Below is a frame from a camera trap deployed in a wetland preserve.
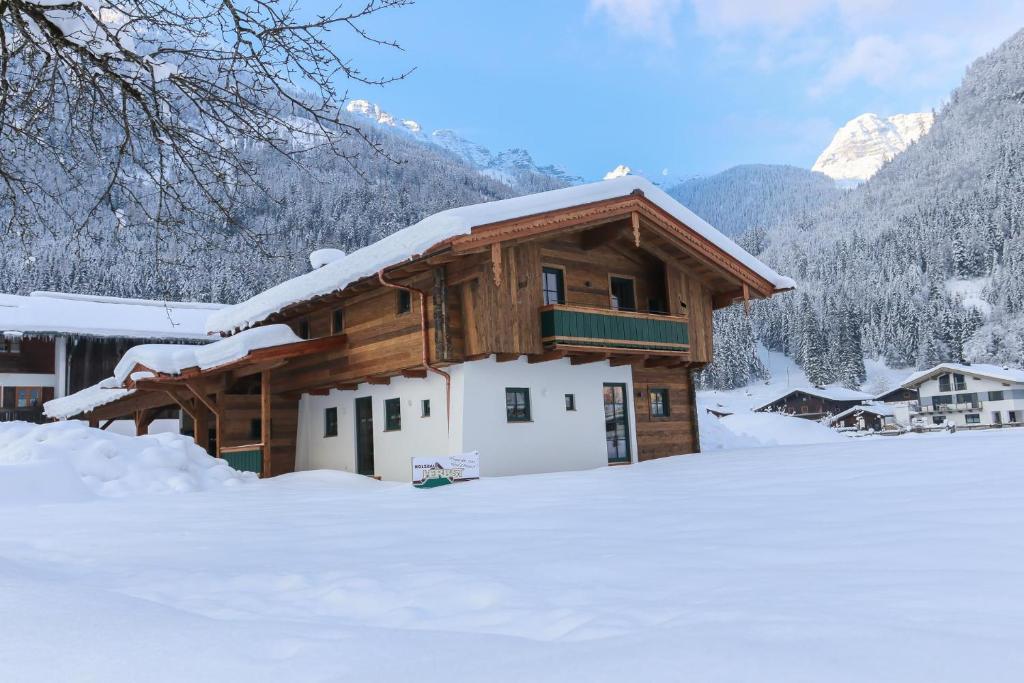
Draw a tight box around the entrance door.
[355,397,375,476]
[603,383,631,464]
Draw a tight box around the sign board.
[412,452,480,488]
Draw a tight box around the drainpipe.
[377,270,452,432]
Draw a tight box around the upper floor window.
[384,398,402,431]
[332,309,344,334]
[1,336,21,354]
[953,373,966,391]
[938,374,950,392]
[989,391,1005,401]
[15,387,41,407]
[396,290,412,315]
[609,276,636,311]
[650,388,670,417]
[956,393,978,406]
[298,319,310,340]
[542,267,565,305]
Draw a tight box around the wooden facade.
[65,189,789,476]
[757,390,866,420]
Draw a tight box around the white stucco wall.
[916,373,1024,426]
[457,356,637,477]
[296,372,450,482]
[294,356,639,481]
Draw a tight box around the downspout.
[377,270,452,432]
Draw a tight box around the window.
[932,416,945,425]
[564,393,576,411]
[650,388,670,417]
[955,393,978,407]
[324,407,338,437]
[396,290,412,315]
[15,387,41,408]
[542,267,565,305]
[609,276,636,311]
[988,391,1004,401]
[384,398,402,431]
[938,374,951,392]
[298,319,310,340]
[648,297,666,314]
[953,373,967,391]
[421,399,431,418]
[932,395,952,409]
[1010,411,1019,423]
[332,309,344,334]
[965,413,981,425]
[1,336,20,354]
[505,387,531,422]
[249,418,262,440]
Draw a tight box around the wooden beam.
[260,369,271,478]
[184,381,221,418]
[99,418,115,431]
[742,283,751,316]
[495,353,519,363]
[308,388,330,396]
[527,349,565,364]
[631,211,641,247]
[491,242,503,287]
[401,368,428,379]
[570,353,609,366]
[367,376,391,386]
[610,355,645,367]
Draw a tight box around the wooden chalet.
[753,386,872,421]
[48,177,794,480]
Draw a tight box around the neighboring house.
[1,292,222,423]
[830,404,901,432]
[901,363,1024,428]
[754,386,873,420]
[46,177,794,480]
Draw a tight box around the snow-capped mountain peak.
[812,112,934,184]
[344,98,581,188]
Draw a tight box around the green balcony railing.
[220,445,263,475]
[540,304,689,353]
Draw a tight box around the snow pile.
[208,176,794,333]
[719,412,847,446]
[0,421,253,502]
[112,323,301,383]
[697,410,760,451]
[309,248,347,269]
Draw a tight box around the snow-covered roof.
[900,363,1024,388]
[207,176,796,334]
[830,404,896,423]
[44,377,135,420]
[0,291,223,340]
[112,324,301,384]
[754,386,873,412]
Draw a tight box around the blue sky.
[336,0,1024,182]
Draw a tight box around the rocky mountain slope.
[812,112,934,184]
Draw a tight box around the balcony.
[540,304,689,354]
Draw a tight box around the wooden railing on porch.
[540,304,690,354]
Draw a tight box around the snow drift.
[0,421,253,503]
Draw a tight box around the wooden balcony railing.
[540,304,689,354]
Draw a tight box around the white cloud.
[689,0,829,35]
[588,0,683,44]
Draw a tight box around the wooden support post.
[742,283,751,316]
[260,369,271,479]
[194,406,208,454]
[215,391,223,458]
[134,408,154,436]
[88,417,99,429]
[491,242,503,287]
[631,212,641,247]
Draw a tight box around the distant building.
[830,404,901,432]
[901,363,1024,428]
[0,292,221,423]
[753,386,873,420]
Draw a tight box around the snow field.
[2,427,1024,680]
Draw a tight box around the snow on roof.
[112,324,301,384]
[207,176,796,334]
[900,363,1024,388]
[0,291,224,340]
[44,377,135,420]
[754,385,874,412]
[830,404,896,423]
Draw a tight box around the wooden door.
[355,397,375,476]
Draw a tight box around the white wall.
[916,373,1024,426]
[296,372,450,482]
[457,356,637,478]
[294,356,639,482]
[0,373,57,389]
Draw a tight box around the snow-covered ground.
[2,421,1024,681]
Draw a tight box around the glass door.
[603,383,631,464]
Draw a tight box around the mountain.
[729,28,1024,391]
[344,99,583,188]
[667,164,841,237]
[812,112,934,184]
